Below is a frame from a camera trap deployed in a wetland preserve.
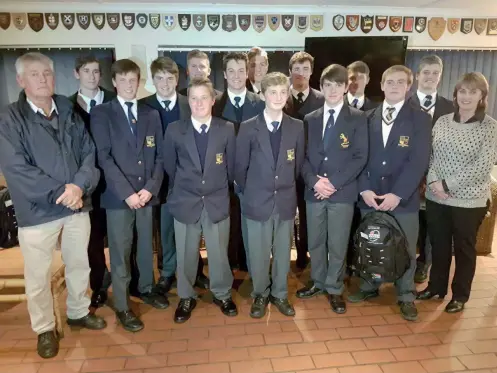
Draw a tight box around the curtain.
[406,49,497,119]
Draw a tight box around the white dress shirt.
[191,116,212,133]
[381,100,404,147]
[156,92,177,111]
[263,109,283,132]
[78,89,104,113]
[322,101,344,137]
[347,92,365,110]
[228,88,247,107]
[26,97,58,117]
[117,96,138,119]
[291,85,310,102]
[416,90,437,117]
[251,81,261,94]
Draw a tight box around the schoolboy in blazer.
[163,77,237,324]
[139,57,209,294]
[68,54,115,309]
[297,65,368,314]
[178,50,222,97]
[283,52,325,270]
[90,59,169,333]
[246,46,269,100]
[345,61,378,112]
[236,72,305,319]
[406,55,454,284]
[212,52,265,273]
[348,65,431,322]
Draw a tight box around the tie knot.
[234,96,241,104]
[163,100,171,109]
[125,101,134,109]
[387,106,395,115]
[90,99,97,108]
[352,98,358,105]
[271,121,279,132]
[329,109,335,116]
[425,95,432,101]
[200,124,207,134]
[297,92,304,99]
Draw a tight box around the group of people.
[0,47,496,360]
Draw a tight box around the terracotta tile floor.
[3,250,497,373]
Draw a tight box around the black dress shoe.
[296,285,325,299]
[269,295,295,316]
[67,313,107,330]
[174,298,197,323]
[250,296,269,319]
[141,291,169,309]
[329,294,346,314]
[37,330,59,359]
[213,297,238,316]
[399,301,418,321]
[195,273,210,289]
[416,288,445,301]
[116,310,144,332]
[156,276,176,295]
[414,266,428,283]
[445,300,465,313]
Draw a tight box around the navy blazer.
[302,105,368,204]
[139,93,191,132]
[357,103,431,213]
[163,117,236,224]
[344,94,378,112]
[90,99,164,209]
[212,90,265,133]
[407,93,454,126]
[235,113,305,221]
[284,87,325,120]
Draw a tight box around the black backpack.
[0,187,18,249]
[351,211,410,283]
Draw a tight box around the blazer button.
[138,161,142,165]
[274,191,277,194]
[382,161,386,165]
[275,176,278,179]
[138,177,142,181]
[324,173,327,177]
[202,180,205,184]
[381,177,385,180]
[324,157,328,161]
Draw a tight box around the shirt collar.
[156,92,177,110]
[227,88,247,107]
[416,90,437,103]
[78,89,103,112]
[263,109,283,131]
[117,95,137,107]
[291,85,310,101]
[191,115,212,133]
[324,101,344,117]
[347,92,364,106]
[26,97,58,117]
[453,110,486,124]
[251,81,261,94]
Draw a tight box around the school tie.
[423,95,433,108]
[89,99,97,112]
[322,109,335,149]
[384,106,396,125]
[200,123,208,135]
[125,101,137,136]
[271,121,279,133]
[297,92,304,105]
[234,96,241,109]
[351,98,359,108]
[163,100,171,112]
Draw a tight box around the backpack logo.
[368,230,381,242]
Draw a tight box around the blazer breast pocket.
[285,148,295,163]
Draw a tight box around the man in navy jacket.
[91,59,169,333]
[297,64,368,314]
[348,65,431,322]
[163,77,237,324]
[236,72,305,318]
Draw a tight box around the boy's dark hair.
[289,51,314,71]
[188,77,215,99]
[75,54,100,72]
[320,64,348,86]
[150,56,179,80]
[347,61,370,77]
[417,54,443,73]
[222,52,249,71]
[111,59,141,80]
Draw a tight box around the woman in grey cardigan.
[417,72,497,313]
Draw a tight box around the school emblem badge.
[238,15,251,31]
[296,15,309,33]
[12,13,27,30]
[428,17,446,41]
[398,136,409,148]
[0,13,10,30]
[149,13,160,29]
[346,15,359,31]
[193,14,205,31]
[460,18,473,34]
[253,15,266,33]
[178,14,191,31]
[268,15,280,31]
[403,16,414,32]
[77,13,90,30]
[28,13,44,32]
[207,15,220,31]
[287,149,295,161]
[163,14,176,30]
[340,133,350,148]
[61,13,74,30]
[136,13,147,28]
[92,13,105,30]
[146,136,155,148]
[375,16,387,31]
[107,13,120,30]
[389,16,402,32]
[447,18,460,34]
[487,19,497,35]
[282,15,294,31]
[310,15,323,31]
[333,14,344,30]
[222,14,237,32]
[45,13,58,30]
[122,13,135,30]
[415,17,427,33]
[216,153,223,165]
[474,19,487,35]
[361,15,373,33]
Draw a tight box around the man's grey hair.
[15,52,54,75]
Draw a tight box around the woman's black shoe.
[416,288,445,300]
[445,300,465,313]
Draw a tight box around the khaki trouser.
[18,213,91,334]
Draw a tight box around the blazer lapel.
[177,94,191,120]
[136,104,150,154]
[255,114,276,170]
[276,115,293,171]
[112,99,136,150]
[370,106,384,147]
[183,120,202,172]
[310,107,325,154]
